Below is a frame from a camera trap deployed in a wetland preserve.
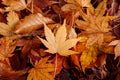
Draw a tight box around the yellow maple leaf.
[0,11,19,36]
[80,46,97,71]
[75,0,115,46]
[27,57,54,80]
[38,20,79,56]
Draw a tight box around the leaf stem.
[54,53,58,78]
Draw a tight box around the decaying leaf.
[38,20,79,56]
[0,11,19,36]
[80,46,97,71]
[0,59,27,80]
[14,13,54,34]
[75,0,115,46]
[27,57,54,80]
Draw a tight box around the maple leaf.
[109,40,120,59]
[2,0,29,11]
[38,20,79,56]
[14,13,54,34]
[80,46,97,71]
[0,37,16,61]
[61,0,91,12]
[0,11,19,36]
[75,0,115,46]
[27,57,54,80]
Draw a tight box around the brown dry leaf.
[95,54,107,67]
[51,55,66,75]
[80,46,97,71]
[27,57,54,80]
[14,13,54,34]
[109,40,120,59]
[0,11,19,36]
[38,20,80,56]
[0,57,27,80]
[2,0,29,11]
[0,68,27,80]
[71,54,80,68]
[75,0,115,46]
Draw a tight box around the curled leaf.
[14,13,54,34]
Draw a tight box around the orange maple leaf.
[27,57,55,80]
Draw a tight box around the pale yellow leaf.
[55,20,67,48]
[59,38,79,51]
[0,11,19,36]
[109,40,120,59]
[44,24,56,50]
[0,23,9,36]
[114,43,120,59]
[38,37,57,54]
[7,11,19,30]
[109,40,120,46]
[69,28,77,39]
[38,20,79,56]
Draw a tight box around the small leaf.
[27,57,54,80]
[109,40,120,46]
[80,46,97,71]
[0,11,19,36]
[114,43,120,59]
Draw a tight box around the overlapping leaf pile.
[0,0,120,80]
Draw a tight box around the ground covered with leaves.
[0,0,120,80]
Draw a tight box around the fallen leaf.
[75,0,115,46]
[68,27,77,39]
[80,46,97,71]
[95,54,107,67]
[0,11,19,36]
[0,37,16,61]
[14,13,54,34]
[109,40,120,59]
[2,0,29,11]
[38,20,79,56]
[27,57,54,80]
[0,59,27,80]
